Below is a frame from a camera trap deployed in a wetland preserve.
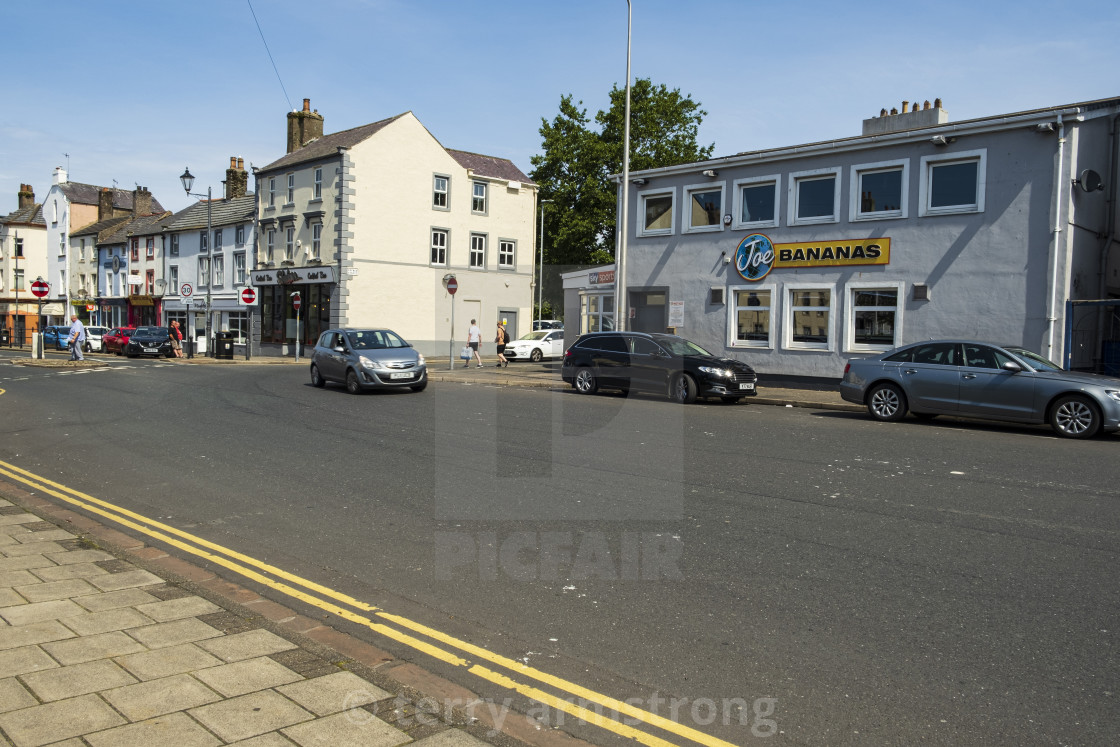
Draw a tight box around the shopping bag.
[459,346,472,360]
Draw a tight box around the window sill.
[789,217,839,227]
[307,198,323,204]
[683,224,725,235]
[637,229,673,239]
[263,206,276,212]
[919,206,981,217]
[732,220,778,231]
[851,212,904,222]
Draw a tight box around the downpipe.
[1046,114,1066,362]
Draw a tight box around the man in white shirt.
[466,319,483,368]
[67,315,86,361]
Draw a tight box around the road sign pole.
[449,294,455,370]
[37,299,43,359]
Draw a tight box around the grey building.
[570,96,1120,378]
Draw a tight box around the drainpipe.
[1046,113,1066,362]
[1096,112,1120,345]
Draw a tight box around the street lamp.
[179,167,213,356]
[537,199,553,326]
[615,0,632,332]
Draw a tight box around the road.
[1,353,1118,745]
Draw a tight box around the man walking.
[67,315,86,361]
[466,319,483,368]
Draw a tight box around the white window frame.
[213,255,225,287]
[285,227,295,260]
[233,252,246,285]
[783,283,836,352]
[788,167,842,226]
[637,187,676,237]
[312,223,322,260]
[732,175,781,230]
[844,281,905,353]
[433,174,450,211]
[170,234,179,257]
[266,229,275,263]
[850,159,909,221]
[199,230,208,252]
[198,257,210,288]
[313,168,322,200]
[918,149,987,217]
[286,173,295,205]
[169,265,179,295]
[236,225,245,245]
[213,229,223,252]
[469,233,486,268]
[498,239,515,269]
[728,283,777,350]
[471,181,488,215]
[268,177,276,207]
[682,181,727,234]
[430,228,448,266]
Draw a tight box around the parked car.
[84,326,109,353]
[505,329,565,363]
[102,327,136,356]
[839,340,1120,439]
[310,328,427,394]
[41,326,70,350]
[124,326,174,358]
[561,331,758,404]
[532,319,563,331]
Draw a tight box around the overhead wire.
[246,0,293,112]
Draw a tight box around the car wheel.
[1049,395,1100,439]
[670,374,698,404]
[867,382,907,422]
[345,369,363,395]
[574,367,598,395]
[310,364,325,388]
[530,348,543,362]
[410,381,428,392]
[84,342,91,353]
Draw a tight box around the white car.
[505,329,565,362]
[84,326,110,353]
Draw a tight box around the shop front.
[561,265,616,349]
[127,294,159,327]
[250,266,335,357]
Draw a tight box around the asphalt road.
[1,353,1118,745]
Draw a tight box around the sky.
[3,0,1119,215]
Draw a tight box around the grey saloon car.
[840,340,1120,438]
[309,328,427,394]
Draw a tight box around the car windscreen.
[521,331,549,341]
[134,327,167,336]
[347,330,408,350]
[1005,347,1063,371]
[659,338,713,357]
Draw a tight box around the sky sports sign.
[734,234,890,281]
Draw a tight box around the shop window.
[228,312,248,345]
[851,160,908,221]
[789,168,840,226]
[433,175,449,210]
[733,176,779,229]
[785,287,832,350]
[846,284,902,351]
[638,189,675,236]
[684,183,724,233]
[580,292,616,333]
[919,149,986,216]
[470,233,486,268]
[498,239,515,269]
[730,287,773,348]
[431,228,448,266]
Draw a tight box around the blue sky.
[3,0,1119,214]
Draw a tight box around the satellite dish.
[1075,169,1104,193]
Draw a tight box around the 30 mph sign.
[30,280,50,298]
[240,287,258,305]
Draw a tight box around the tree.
[530,79,715,270]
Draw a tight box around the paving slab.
[60,607,154,636]
[127,617,223,649]
[0,570,38,588]
[0,678,37,713]
[198,629,298,663]
[193,656,303,697]
[136,595,222,622]
[87,568,163,591]
[278,671,391,717]
[12,529,74,543]
[0,588,24,607]
[227,733,299,746]
[0,513,40,527]
[101,673,222,722]
[43,549,114,565]
[73,587,159,612]
[83,711,221,747]
[29,562,109,582]
[281,710,412,747]
[0,645,58,679]
[41,630,147,665]
[0,620,75,651]
[0,693,126,747]
[0,555,57,572]
[0,540,65,557]
[0,598,85,626]
[14,578,99,603]
[116,642,224,681]
[20,658,137,701]
[190,689,315,743]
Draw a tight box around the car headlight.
[417,354,425,366]
[359,356,378,370]
[1105,390,1120,403]
[698,366,733,378]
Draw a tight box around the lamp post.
[179,168,213,356]
[13,230,20,347]
[537,199,553,326]
[615,0,632,332]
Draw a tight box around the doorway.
[631,290,667,333]
[498,308,518,340]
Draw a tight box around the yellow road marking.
[0,460,739,747]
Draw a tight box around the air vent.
[913,283,930,301]
[710,287,725,305]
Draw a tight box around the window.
[130,238,139,261]
[199,257,210,287]
[199,230,208,252]
[639,189,675,236]
[730,288,773,348]
[470,234,486,268]
[169,265,179,295]
[268,177,276,207]
[498,240,515,269]
[146,237,155,258]
[684,183,725,233]
[14,238,23,257]
[733,176,779,229]
[59,233,66,256]
[213,229,223,252]
[789,168,841,226]
[786,287,832,350]
[286,173,295,204]
[14,268,24,291]
[313,168,322,200]
[234,253,246,285]
[285,227,295,260]
[430,229,448,265]
[80,238,87,261]
[472,181,487,214]
[213,255,224,287]
[311,223,322,260]
[580,293,615,333]
[236,225,245,245]
[228,312,248,345]
[266,229,275,263]
[919,149,986,216]
[433,175,449,209]
[846,284,902,351]
[851,160,908,221]
[145,270,154,294]
[170,234,179,257]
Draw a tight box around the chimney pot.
[890,107,898,115]
[923,100,931,110]
[934,97,943,108]
[901,100,909,113]
[303,98,311,112]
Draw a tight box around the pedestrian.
[170,320,184,358]
[66,315,86,361]
[495,321,510,367]
[466,319,483,368]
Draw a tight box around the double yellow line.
[0,459,735,747]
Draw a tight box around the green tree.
[530,79,715,269]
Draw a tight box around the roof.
[161,194,256,232]
[56,182,165,212]
[259,113,408,172]
[100,212,174,245]
[69,215,132,242]
[446,149,533,184]
[2,203,45,226]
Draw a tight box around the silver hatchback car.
[310,328,427,394]
[840,340,1120,439]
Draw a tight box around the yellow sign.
[129,295,154,307]
[774,238,890,269]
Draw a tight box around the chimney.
[18,183,35,211]
[286,97,324,154]
[53,167,68,185]
[863,98,949,136]
[132,186,152,217]
[225,156,248,199]
[98,188,114,220]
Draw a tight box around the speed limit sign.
[180,283,193,298]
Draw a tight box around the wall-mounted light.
[929,135,950,146]
[722,214,732,226]
[1035,122,1055,133]
[632,178,647,185]
[701,169,718,177]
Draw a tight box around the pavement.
[0,351,857,747]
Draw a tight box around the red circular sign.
[292,293,301,310]
[240,287,257,304]
[446,278,458,295]
[30,280,50,298]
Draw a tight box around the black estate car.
[124,326,173,358]
[561,331,758,404]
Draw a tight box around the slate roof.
[57,182,165,212]
[161,194,256,232]
[100,212,174,245]
[2,203,45,226]
[69,215,132,242]
[446,150,533,184]
[259,113,408,173]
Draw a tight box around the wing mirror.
[333,346,346,353]
[1002,361,1022,373]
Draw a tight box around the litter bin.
[0,328,9,347]
[215,331,235,360]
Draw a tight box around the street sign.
[180,283,193,298]
[292,292,301,311]
[240,287,258,305]
[446,278,458,295]
[30,280,50,298]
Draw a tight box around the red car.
[102,327,136,355]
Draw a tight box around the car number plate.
[143,347,158,353]
[739,382,755,390]
[389,372,412,380]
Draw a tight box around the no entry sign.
[30,280,50,298]
[292,292,301,311]
[240,287,258,305]
[446,277,458,295]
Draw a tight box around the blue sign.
[734,234,776,282]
